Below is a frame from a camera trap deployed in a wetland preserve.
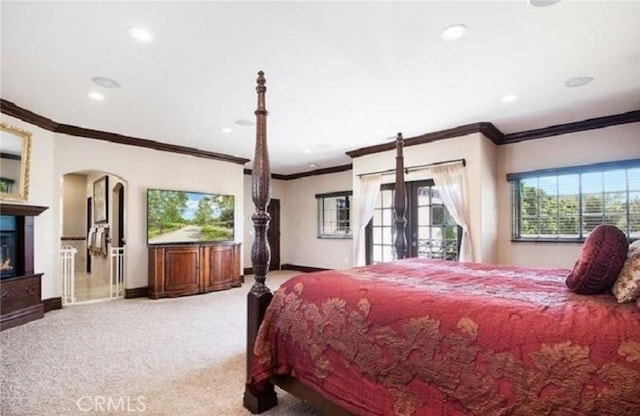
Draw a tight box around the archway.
[60,171,127,303]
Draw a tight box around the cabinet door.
[163,247,200,296]
[205,245,238,291]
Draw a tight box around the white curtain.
[354,174,382,266]
[429,163,474,262]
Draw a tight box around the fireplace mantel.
[0,203,48,216]
[0,202,49,331]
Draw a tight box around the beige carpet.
[0,271,323,416]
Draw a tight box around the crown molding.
[55,124,249,164]
[3,98,637,176]
[502,110,640,143]
[346,110,639,159]
[346,122,504,159]
[0,99,58,131]
[243,168,288,180]
[244,164,352,181]
[0,98,249,165]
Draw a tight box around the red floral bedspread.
[249,258,640,416]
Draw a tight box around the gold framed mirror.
[0,122,31,202]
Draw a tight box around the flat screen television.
[147,188,234,245]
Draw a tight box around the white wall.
[1,114,57,298]
[283,170,353,269]
[352,133,499,264]
[53,133,245,293]
[478,137,499,262]
[244,170,354,271]
[497,122,640,268]
[2,114,245,299]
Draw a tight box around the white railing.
[60,247,77,305]
[110,247,125,298]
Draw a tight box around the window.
[508,159,640,241]
[366,180,461,264]
[316,191,352,238]
[415,184,460,260]
[0,177,14,193]
[368,185,396,262]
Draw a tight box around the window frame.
[508,158,640,242]
[316,190,353,239]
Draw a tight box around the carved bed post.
[394,133,407,259]
[244,71,278,413]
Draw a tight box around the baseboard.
[43,297,62,313]
[243,267,253,276]
[125,287,149,299]
[281,264,329,273]
[0,304,44,331]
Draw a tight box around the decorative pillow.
[629,240,640,258]
[566,225,628,295]
[612,253,640,303]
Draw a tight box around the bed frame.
[243,72,408,414]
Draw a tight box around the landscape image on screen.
[147,189,234,245]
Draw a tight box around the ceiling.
[2,1,639,175]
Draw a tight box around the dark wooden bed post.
[394,133,408,259]
[243,71,278,413]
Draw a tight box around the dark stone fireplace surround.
[0,202,49,331]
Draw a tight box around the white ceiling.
[2,1,639,175]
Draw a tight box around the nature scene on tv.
[147,189,234,244]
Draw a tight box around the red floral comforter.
[249,258,640,416]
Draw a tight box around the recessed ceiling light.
[303,149,311,154]
[309,163,319,169]
[529,0,561,7]
[440,24,468,41]
[128,27,153,43]
[87,91,105,101]
[221,127,233,134]
[91,76,120,89]
[501,93,518,103]
[235,119,254,127]
[564,76,594,88]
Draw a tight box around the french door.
[365,180,461,264]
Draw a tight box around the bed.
[242,72,640,415]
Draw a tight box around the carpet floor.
[0,271,323,416]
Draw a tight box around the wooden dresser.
[148,243,241,299]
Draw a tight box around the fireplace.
[0,203,48,331]
[1,216,18,279]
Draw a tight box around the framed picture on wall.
[93,175,109,224]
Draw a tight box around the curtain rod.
[357,158,466,178]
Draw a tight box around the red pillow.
[566,225,628,295]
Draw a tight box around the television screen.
[147,188,234,245]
